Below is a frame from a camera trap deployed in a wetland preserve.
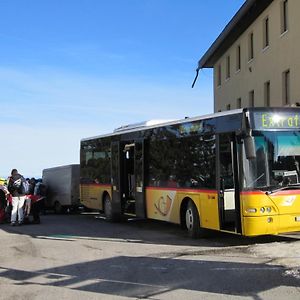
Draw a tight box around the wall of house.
[213,0,300,112]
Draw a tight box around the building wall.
[214,0,300,112]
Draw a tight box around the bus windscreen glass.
[243,131,300,189]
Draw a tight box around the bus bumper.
[243,214,300,236]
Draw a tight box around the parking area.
[0,213,300,299]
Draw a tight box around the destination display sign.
[252,112,300,130]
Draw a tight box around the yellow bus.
[80,108,300,237]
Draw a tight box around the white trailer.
[42,164,80,213]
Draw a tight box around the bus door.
[134,139,146,218]
[111,141,122,217]
[218,133,241,233]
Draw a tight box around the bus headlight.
[246,208,257,213]
[259,207,272,214]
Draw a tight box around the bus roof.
[81,108,244,142]
[81,107,300,142]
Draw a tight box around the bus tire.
[104,195,113,221]
[185,200,203,238]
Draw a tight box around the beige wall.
[213,0,300,112]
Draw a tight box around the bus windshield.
[243,131,300,190]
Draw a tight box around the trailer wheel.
[104,195,113,221]
[54,201,62,214]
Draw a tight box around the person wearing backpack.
[7,169,27,226]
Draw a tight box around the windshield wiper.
[248,173,265,187]
[266,183,300,195]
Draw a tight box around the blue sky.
[0,0,245,177]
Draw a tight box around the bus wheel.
[185,200,201,238]
[104,195,113,221]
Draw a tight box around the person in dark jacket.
[7,169,26,226]
[31,179,46,224]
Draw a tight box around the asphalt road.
[0,212,300,299]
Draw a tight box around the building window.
[217,64,221,86]
[283,69,290,105]
[264,81,270,106]
[248,32,254,61]
[226,55,230,79]
[281,0,288,33]
[263,17,269,48]
[226,104,231,111]
[236,45,241,71]
[249,90,255,107]
[237,98,242,109]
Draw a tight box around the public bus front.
[80,108,300,237]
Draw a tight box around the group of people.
[0,169,46,225]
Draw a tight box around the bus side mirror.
[244,136,256,160]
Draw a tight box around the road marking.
[36,235,143,243]
[212,267,282,271]
[109,265,128,269]
[0,266,169,289]
[66,277,169,289]
[150,267,168,270]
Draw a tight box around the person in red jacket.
[0,180,8,224]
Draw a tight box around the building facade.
[198,0,300,112]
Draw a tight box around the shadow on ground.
[0,255,299,298]
[1,213,299,248]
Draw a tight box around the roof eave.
[198,0,273,69]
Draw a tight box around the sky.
[0,0,245,178]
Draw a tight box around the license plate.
[295,216,300,222]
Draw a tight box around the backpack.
[9,175,29,195]
[22,180,30,195]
